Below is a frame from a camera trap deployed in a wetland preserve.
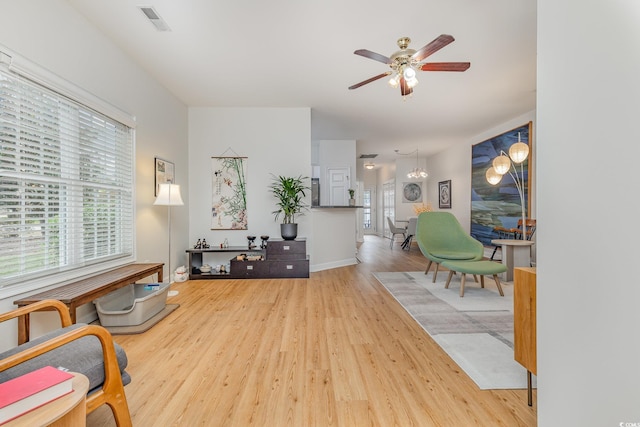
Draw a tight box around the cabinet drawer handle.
[283,246,290,250]
[286,265,293,270]
[247,265,253,270]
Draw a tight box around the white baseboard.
[310,258,358,273]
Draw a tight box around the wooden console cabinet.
[514,266,536,406]
[187,239,309,280]
[231,239,309,279]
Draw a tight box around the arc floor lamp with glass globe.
[154,183,184,283]
[485,133,530,237]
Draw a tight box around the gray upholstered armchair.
[0,299,132,426]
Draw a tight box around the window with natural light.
[363,189,371,229]
[0,57,134,291]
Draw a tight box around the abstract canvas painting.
[470,122,532,245]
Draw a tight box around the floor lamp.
[485,133,530,236]
[154,183,184,283]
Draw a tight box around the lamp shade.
[154,183,184,206]
[508,142,530,164]
[492,154,511,175]
[485,167,503,185]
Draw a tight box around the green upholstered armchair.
[415,211,484,282]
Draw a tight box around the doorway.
[327,167,350,206]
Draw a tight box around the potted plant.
[269,174,310,240]
[348,188,355,206]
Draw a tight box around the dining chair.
[402,217,418,250]
[386,216,407,249]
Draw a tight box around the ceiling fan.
[348,34,470,97]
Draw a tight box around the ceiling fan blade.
[400,77,413,97]
[354,49,392,64]
[412,34,455,62]
[348,72,392,90]
[420,62,470,72]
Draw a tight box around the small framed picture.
[154,157,175,196]
[438,180,451,209]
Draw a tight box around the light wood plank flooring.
[87,235,536,426]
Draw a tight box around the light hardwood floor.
[87,235,536,426]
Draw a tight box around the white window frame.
[0,47,136,298]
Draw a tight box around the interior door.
[327,167,350,206]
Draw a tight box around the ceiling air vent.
[139,6,171,32]
[359,154,378,159]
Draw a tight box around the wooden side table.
[5,372,89,427]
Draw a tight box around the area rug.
[373,271,535,390]
[91,304,179,335]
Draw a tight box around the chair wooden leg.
[445,270,454,289]
[432,263,440,283]
[425,260,433,275]
[104,397,133,427]
[473,274,479,283]
[492,274,504,296]
[480,275,485,288]
[460,273,466,297]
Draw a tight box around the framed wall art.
[154,157,175,196]
[470,121,532,245]
[211,156,248,230]
[438,180,451,209]
[402,182,423,203]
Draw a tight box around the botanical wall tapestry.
[470,122,532,246]
[211,156,247,230]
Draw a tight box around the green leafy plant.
[269,174,310,224]
[348,188,355,199]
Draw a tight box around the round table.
[491,239,535,281]
[5,372,89,427]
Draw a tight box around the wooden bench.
[13,263,163,344]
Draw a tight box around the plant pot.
[280,223,298,240]
[349,198,356,206]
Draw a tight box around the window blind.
[0,63,134,289]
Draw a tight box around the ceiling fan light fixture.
[364,163,375,170]
[349,34,470,99]
[403,66,416,80]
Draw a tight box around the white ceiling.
[65,0,536,167]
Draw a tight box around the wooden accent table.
[5,372,89,427]
[514,267,536,406]
[14,263,163,344]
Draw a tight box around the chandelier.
[406,149,428,179]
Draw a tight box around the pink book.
[0,366,74,425]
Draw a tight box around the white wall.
[188,108,312,265]
[0,0,188,350]
[537,1,640,424]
